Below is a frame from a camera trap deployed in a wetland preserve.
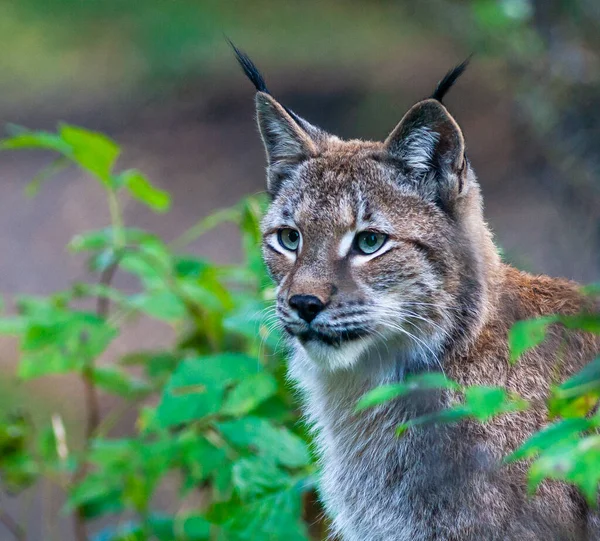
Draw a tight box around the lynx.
[233,45,599,540]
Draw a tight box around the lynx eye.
[278,228,301,251]
[355,231,387,255]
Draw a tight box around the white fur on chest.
[288,348,433,540]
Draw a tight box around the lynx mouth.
[290,327,371,347]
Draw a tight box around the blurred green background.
[2,0,598,287]
[0,1,598,539]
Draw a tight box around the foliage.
[355,373,459,412]
[0,126,315,540]
[359,309,600,505]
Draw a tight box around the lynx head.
[234,45,499,373]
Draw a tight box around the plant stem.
[81,368,101,443]
[73,261,119,541]
[108,189,125,249]
[92,399,137,440]
[73,512,87,541]
[0,507,26,541]
[96,262,119,321]
[83,261,118,443]
[169,206,240,252]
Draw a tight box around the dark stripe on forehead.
[280,191,303,222]
[361,200,372,223]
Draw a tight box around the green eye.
[355,231,387,255]
[278,228,301,251]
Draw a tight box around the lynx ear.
[255,92,319,195]
[384,99,467,207]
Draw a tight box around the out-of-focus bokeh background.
[0,1,598,539]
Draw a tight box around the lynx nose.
[289,294,325,323]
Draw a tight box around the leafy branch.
[0,125,314,540]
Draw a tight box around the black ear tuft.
[430,57,471,103]
[228,40,314,130]
[228,39,269,94]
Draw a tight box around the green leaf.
[463,386,525,422]
[19,312,118,379]
[221,373,278,417]
[394,385,526,435]
[15,295,65,318]
[25,156,70,197]
[37,424,60,465]
[119,169,171,212]
[69,227,161,252]
[528,435,600,505]
[88,438,136,465]
[156,354,261,427]
[582,283,600,296]
[356,372,459,412]
[119,244,172,288]
[396,407,471,436]
[148,515,177,541]
[549,358,600,418]
[178,279,230,313]
[223,298,282,353]
[239,197,270,282]
[80,438,174,518]
[507,418,592,463]
[0,130,72,154]
[357,384,411,412]
[71,283,129,307]
[0,414,30,459]
[120,350,179,381]
[177,514,211,540]
[178,433,229,485]
[232,456,291,500]
[129,291,187,322]
[173,256,214,278]
[120,350,180,381]
[0,452,39,492]
[217,417,311,469]
[216,486,310,541]
[508,316,557,364]
[67,473,124,515]
[59,124,120,186]
[560,313,600,334]
[251,396,294,423]
[92,366,150,397]
[0,317,27,335]
[87,249,119,273]
[558,358,600,398]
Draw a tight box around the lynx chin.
[233,44,599,540]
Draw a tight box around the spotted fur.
[236,52,600,540]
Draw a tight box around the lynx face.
[262,149,464,370]
[237,52,486,371]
